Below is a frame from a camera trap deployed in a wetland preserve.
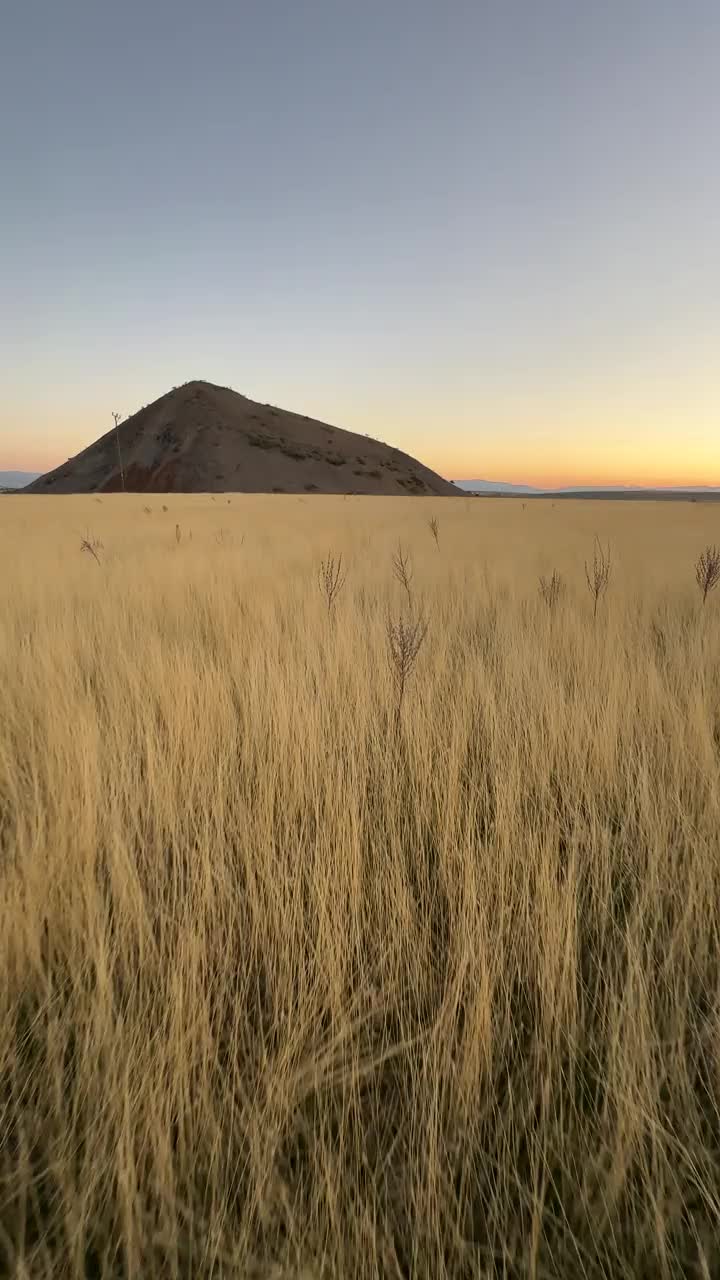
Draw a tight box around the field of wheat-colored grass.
[1,494,719,1278]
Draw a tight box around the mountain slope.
[25,382,459,497]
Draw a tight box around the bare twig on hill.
[112,412,125,492]
[392,543,414,611]
[695,545,720,604]
[386,612,428,729]
[585,537,611,621]
[318,554,346,615]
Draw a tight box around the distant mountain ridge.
[457,479,720,498]
[0,471,42,489]
[455,480,540,494]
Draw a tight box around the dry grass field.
[1,494,719,1278]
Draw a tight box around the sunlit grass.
[1,494,719,1277]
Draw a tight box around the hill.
[25,382,459,497]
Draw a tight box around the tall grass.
[1,494,719,1278]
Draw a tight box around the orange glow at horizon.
[11,448,718,491]
[428,433,719,491]
[5,451,719,492]
[430,462,720,489]
[3,391,718,491]
[423,444,720,490]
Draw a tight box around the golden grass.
[1,493,719,1278]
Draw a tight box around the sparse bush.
[585,536,611,620]
[318,553,346,615]
[695,544,720,604]
[392,542,414,611]
[385,610,428,727]
[539,568,564,611]
[247,433,276,450]
[79,532,103,565]
[428,515,440,549]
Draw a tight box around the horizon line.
[3,463,719,494]
[453,478,720,491]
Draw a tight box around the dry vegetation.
[1,494,720,1278]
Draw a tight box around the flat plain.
[1,495,719,1278]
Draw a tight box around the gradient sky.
[2,0,718,486]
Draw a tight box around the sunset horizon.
[3,2,718,497]
[3,380,718,491]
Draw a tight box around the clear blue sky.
[2,0,718,484]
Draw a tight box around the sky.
[1,0,718,487]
